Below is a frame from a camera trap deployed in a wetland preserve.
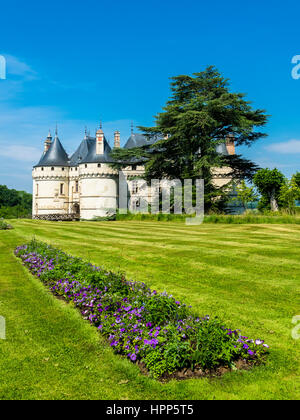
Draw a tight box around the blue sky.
[1,0,300,192]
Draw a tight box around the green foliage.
[144,340,191,378]
[253,168,285,210]
[293,172,300,189]
[233,181,259,210]
[0,218,13,230]
[0,185,32,218]
[279,177,300,214]
[116,211,300,224]
[116,212,192,222]
[192,319,237,369]
[143,294,188,325]
[203,212,300,224]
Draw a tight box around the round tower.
[32,129,70,218]
[79,126,118,220]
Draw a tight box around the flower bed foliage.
[15,240,269,379]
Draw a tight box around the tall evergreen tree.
[111,67,268,209]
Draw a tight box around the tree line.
[235,169,300,213]
[0,185,32,218]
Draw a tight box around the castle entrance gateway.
[72,202,80,217]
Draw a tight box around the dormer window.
[132,165,137,171]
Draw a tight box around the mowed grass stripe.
[15,222,300,290]
[18,221,300,257]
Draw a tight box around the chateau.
[32,126,235,220]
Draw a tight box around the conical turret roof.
[36,134,69,167]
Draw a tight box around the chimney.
[226,134,235,155]
[44,130,52,154]
[114,131,120,148]
[96,128,104,155]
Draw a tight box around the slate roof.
[35,136,70,167]
[80,137,114,164]
[69,136,95,166]
[124,133,159,149]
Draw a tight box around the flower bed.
[15,240,269,379]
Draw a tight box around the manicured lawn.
[0,220,299,400]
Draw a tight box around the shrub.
[192,318,237,369]
[0,218,13,230]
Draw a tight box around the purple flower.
[263,344,270,349]
[130,353,137,362]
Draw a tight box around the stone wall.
[33,214,79,222]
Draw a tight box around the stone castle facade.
[32,126,235,220]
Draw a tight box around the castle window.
[85,164,88,168]
[60,184,64,195]
[98,164,101,168]
[132,181,139,194]
[36,184,39,196]
[75,181,79,193]
[132,165,137,171]
[41,167,44,171]
[62,167,64,171]
[75,167,78,171]
[51,167,54,171]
